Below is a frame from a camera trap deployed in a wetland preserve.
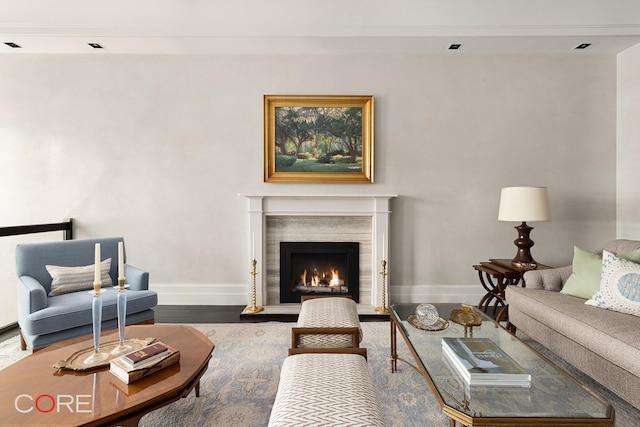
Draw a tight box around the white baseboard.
[152,283,248,305]
[391,284,487,306]
[152,283,486,306]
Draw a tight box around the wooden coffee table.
[0,324,214,427]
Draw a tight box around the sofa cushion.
[46,258,113,296]
[506,286,640,378]
[22,289,158,336]
[560,246,640,299]
[585,251,640,317]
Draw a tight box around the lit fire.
[329,268,340,287]
[300,269,306,285]
[300,268,342,287]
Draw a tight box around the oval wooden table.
[0,324,214,427]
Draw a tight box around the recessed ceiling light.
[88,43,103,49]
[575,43,591,49]
[4,42,21,48]
[449,44,462,50]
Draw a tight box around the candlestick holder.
[244,259,264,314]
[375,260,390,314]
[111,277,132,355]
[83,282,109,365]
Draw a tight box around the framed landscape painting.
[264,95,374,183]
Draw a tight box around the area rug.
[1,323,639,427]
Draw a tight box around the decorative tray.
[450,304,483,334]
[408,314,449,331]
[53,337,156,372]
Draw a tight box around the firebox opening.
[280,242,359,303]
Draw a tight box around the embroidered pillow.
[585,251,640,316]
[46,258,112,296]
[561,246,640,299]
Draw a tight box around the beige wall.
[0,53,619,325]
[617,44,640,240]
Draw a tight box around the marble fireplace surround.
[242,194,396,310]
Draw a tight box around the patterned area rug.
[141,322,449,427]
[1,322,639,426]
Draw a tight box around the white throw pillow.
[46,258,113,296]
[585,251,640,316]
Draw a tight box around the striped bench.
[291,296,362,350]
[268,352,385,427]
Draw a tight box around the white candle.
[252,233,256,260]
[94,243,101,284]
[118,241,124,280]
[382,233,386,260]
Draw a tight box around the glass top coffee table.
[390,303,614,427]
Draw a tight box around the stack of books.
[441,337,530,387]
[110,342,180,384]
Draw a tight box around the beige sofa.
[506,239,640,409]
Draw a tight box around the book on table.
[110,342,180,384]
[121,342,171,368]
[441,337,531,387]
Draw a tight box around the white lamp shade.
[498,186,551,222]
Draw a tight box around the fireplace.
[280,242,359,303]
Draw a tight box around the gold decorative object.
[53,337,156,372]
[244,259,264,314]
[450,304,483,335]
[375,260,389,314]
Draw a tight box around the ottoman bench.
[268,352,385,427]
[292,296,362,350]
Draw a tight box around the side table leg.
[496,304,509,324]
[476,271,500,314]
[390,319,398,373]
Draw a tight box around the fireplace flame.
[300,267,342,287]
[329,268,341,287]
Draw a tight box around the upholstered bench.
[268,352,385,427]
[292,296,362,349]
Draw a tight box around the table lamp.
[498,186,550,269]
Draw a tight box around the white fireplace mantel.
[240,194,397,307]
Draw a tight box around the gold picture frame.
[264,95,374,183]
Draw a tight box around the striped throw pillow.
[46,258,113,296]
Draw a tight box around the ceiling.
[2,0,640,55]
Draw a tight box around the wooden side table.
[473,259,550,323]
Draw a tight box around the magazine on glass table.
[441,337,531,387]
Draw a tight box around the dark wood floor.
[155,305,252,323]
[0,306,250,344]
[154,305,388,322]
[1,305,388,343]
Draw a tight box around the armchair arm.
[17,275,48,315]
[523,265,572,291]
[125,264,149,291]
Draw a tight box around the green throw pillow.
[561,246,640,299]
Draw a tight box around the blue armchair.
[16,237,157,351]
